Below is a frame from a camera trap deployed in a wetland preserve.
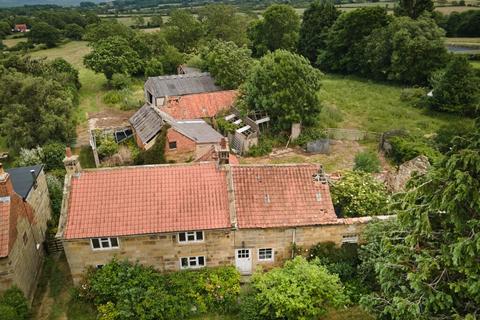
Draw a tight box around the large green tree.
[241,50,323,132]
[362,15,447,84]
[84,36,140,80]
[248,4,300,57]
[361,123,480,319]
[83,20,134,42]
[164,9,204,53]
[429,55,480,116]
[198,4,250,47]
[318,7,389,73]
[28,22,61,48]
[395,0,434,19]
[298,0,340,64]
[201,40,254,89]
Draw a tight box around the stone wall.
[26,169,52,243]
[64,218,383,284]
[0,215,44,302]
[64,229,234,284]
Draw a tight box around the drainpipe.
[291,228,297,258]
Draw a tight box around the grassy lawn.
[471,60,480,69]
[319,74,468,136]
[2,37,26,48]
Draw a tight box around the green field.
[28,41,144,126]
[2,37,26,48]
[319,74,468,135]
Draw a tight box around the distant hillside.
[0,0,104,8]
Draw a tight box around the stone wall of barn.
[63,229,235,285]
[63,217,389,284]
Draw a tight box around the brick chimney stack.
[63,147,82,176]
[0,163,14,197]
[216,138,230,165]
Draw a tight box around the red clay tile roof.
[231,164,337,228]
[0,198,11,257]
[63,163,231,239]
[162,90,237,119]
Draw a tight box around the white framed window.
[180,256,206,269]
[178,231,204,243]
[258,248,274,261]
[91,237,119,250]
[342,234,359,244]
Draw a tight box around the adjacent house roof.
[231,164,337,228]
[0,194,34,258]
[162,91,238,119]
[145,73,221,98]
[6,164,43,199]
[171,120,224,144]
[62,163,338,239]
[0,197,12,258]
[63,163,231,240]
[129,104,164,145]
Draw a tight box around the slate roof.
[129,104,164,145]
[62,163,338,239]
[231,164,338,228]
[145,73,221,98]
[162,90,237,119]
[6,164,43,199]
[63,163,231,239]
[0,197,11,257]
[171,120,224,144]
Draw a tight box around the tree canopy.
[201,40,254,89]
[84,36,140,80]
[248,4,300,57]
[361,122,480,319]
[395,0,434,19]
[28,21,61,47]
[164,9,204,53]
[428,55,480,116]
[298,0,339,64]
[318,7,389,73]
[241,50,323,132]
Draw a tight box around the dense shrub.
[246,257,346,319]
[388,135,441,164]
[247,137,273,157]
[97,135,119,159]
[42,142,66,171]
[399,87,427,107]
[79,259,240,319]
[331,171,389,217]
[46,174,63,225]
[0,287,29,320]
[109,73,131,90]
[434,122,474,153]
[354,151,381,173]
[294,126,326,147]
[102,90,124,105]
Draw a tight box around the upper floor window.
[342,234,359,244]
[258,248,274,261]
[91,237,119,250]
[178,231,204,243]
[180,256,205,269]
[169,141,177,150]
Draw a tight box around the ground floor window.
[91,237,119,250]
[180,256,206,269]
[258,248,274,261]
[342,234,359,244]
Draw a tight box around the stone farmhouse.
[0,164,52,301]
[130,72,237,161]
[57,151,383,284]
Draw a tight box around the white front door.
[235,249,252,275]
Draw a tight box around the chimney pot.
[65,147,72,158]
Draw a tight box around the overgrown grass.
[3,37,26,48]
[32,254,97,320]
[319,74,468,135]
[77,146,96,169]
